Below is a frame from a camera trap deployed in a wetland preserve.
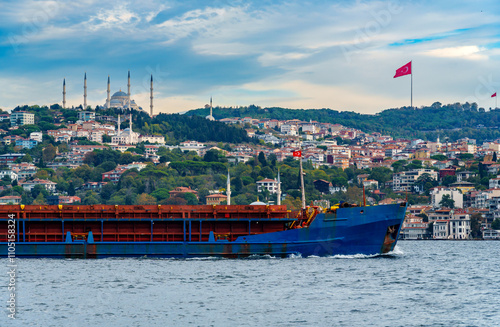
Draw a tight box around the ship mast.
[298,136,306,209]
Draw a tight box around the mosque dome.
[112,91,128,97]
[205,115,215,121]
[250,200,267,205]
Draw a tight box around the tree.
[203,149,220,162]
[83,192,100,205]
[258,152,267,166]
[431,154,448,161]
[469,213,483,239]
[442,175,457,187]
[150,188,170,201]
[181,192,199,205]
[494,152,498,162]
[21,154,33,163]
[33,192,46,205]
[426,222,434,239]
[42,144,57,162]
[136,193,157,205]
[492,218,500,230]
[416,213,428,223]
[439,194,455,208]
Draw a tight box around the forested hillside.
[186,102,500,142]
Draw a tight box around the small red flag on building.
[492,92,497,98]
[292,150,302,157]
[394,61,412,78]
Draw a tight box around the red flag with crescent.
[492,92,497,98]
[394,61,412,78]
[292,150,302,157]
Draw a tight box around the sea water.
[1,241,499,327]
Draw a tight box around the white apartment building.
[392,169,438,192]
[256,179,279,194]
[280,124,297,136]
[430,187,464,208]
[10,111,35,126]
[30,132,43,142]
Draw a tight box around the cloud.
[422,45,487,60]
[1,0,500,114]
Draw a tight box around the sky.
[0,0,499,115]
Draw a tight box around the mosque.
[103,71,141,110]
[63,70,154,116]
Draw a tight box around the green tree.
[203,149,220,162]
[492,218,500,230]
[439,194,455,208]
[426,222,434,239]
[181,192,199,205]
[258,152,267,166]
[442,175,457,187]
[42,144,57,162]
[469,213,483,239]
[151,188,170,201]
[136,193,157,205]
[391,160,406,173]
[83,191,100,205]
[33,192,46,205]
[21,154,33,163]
[431,154,448,161]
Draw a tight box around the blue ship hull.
[1,203,406,258]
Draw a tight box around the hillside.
[186,103,500,142]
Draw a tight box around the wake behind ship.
[1,202,406,258]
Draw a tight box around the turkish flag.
[292,150,302,157]
[394,61,412,78]
[492,92,497,98]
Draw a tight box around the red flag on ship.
[394,61,412,78]
[492,92,497,98]
[292,150,302,157]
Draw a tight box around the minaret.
[226,170,231,205]
[62,78,66,109]
[83,72,87,110]
[127,70,131,109]
[277,169,281,205]
[129,113,132,133]
[150,75,153,116]
[106,75,110,108]
[117,115,120,136]
[210,96,213,117]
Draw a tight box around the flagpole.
[411,61,413,109]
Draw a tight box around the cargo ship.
[0,202,406,258]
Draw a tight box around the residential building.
[78,111,96,122]
[11,163,38,179]
[20,178,57,192]
[313,180,334,194]
[139,135,166,144]
[0,170,18,181]
[0,153,24,166]
[400,215,429,240]
[430,209,470,239]
[0,195,21,205]
[362,179,379,190]
[206,194,227,205]
[169,187,198,199]
[393,169,438,192]
[430,187,463,208]
[10,111,35,126]
[15,138,38,149]
[457,171,476,182]
[256,179,279,194]
[30,132,43,142]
